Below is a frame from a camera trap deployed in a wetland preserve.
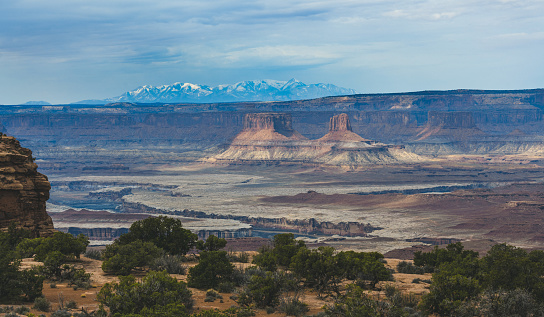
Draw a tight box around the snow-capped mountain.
[76,79,357,104]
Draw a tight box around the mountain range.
[75,79,357,104]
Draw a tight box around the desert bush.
[228,251,250,263]
[51,309,71,317]
[278,297,309,317]
[14,306,30,314]
[397,261,432,274]
[84,249,103,260]
[217,281,236,293]
[150,254,186,274]
[204,289,223,302]
[66,300,78,309]
[33,296,52,312]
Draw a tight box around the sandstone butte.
[211,113,423,165]
[0,134,55,236]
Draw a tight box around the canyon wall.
[0,135,54,236]
[2,89,544,172]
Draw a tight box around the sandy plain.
[46,155,544,254]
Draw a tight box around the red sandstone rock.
[318,113,370,142]
[232,113,307,142]
[0,135,54,237]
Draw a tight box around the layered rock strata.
[0,135,54,236]
[211,113,422,166]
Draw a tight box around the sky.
[1,0,543,104]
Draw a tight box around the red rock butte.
[233,113,307,142]
[318,113,371,142]
[211,112,423,166]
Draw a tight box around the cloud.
[1,0,544,103]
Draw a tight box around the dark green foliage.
[413,242,478,270]
[397,261,433,274]
[102,239,164,275]
[191,307,255,317]
[34,296,52,312]
[150,254,186,274]
[0,222,32,250]
[479,244,544,297]
[278,297,309,317]
[0,240,44,302]
[14,306,30,315]
[117,216,198,255]
[291,246,342,296]
[325,284,420,317]
[238,271,285,308]
[187,251,234,289]
[336,250,393,288]
[97,270,193,316]
[477,288,543,317]
[324,284,382,316]
[252,233,306,271]
[196,235,227,252]
[17,231,89,261]
[291,247,392,296]
[419,242,544,316]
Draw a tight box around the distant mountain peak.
[20,101,51,106]
[74,79,357,104]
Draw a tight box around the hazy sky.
[1,0,543,104]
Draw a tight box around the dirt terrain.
[6,254,430,317]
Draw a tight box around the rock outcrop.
[233,113,307,142]
[211,113,422,166]
[0,135,54,236]
[318,113,370,142]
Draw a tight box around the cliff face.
[233,113,307,142]
[319,113,369,142]
[0,135,54,237]
[212,113,422,166]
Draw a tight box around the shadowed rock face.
[233,112,307,142]
[318,113,370,142]
[0,135,54,237]
[329,113,352,132]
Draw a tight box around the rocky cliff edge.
[0,134,54,237]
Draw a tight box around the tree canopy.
[118,216,198,255]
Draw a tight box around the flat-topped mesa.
[233,113,307,142]
[318,113,371,142]
[0,135,55,237]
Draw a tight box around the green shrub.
[33,297,52,312]
[14,306,30,314]
[117,216,198,255]
[66,300,78,309]
[150,254,186,274]
[217,281,236,293]
[97,270,193,315]
[278,297,309,317]
[397,261,432,274]
[188,251,234,290]
[84,249,103,260]
[102,239,164,275]
[51,309,71,317]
